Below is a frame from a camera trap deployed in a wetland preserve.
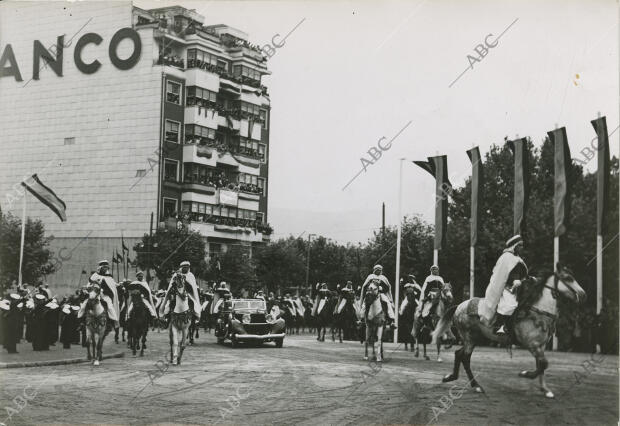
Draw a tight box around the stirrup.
[495,325,506,335]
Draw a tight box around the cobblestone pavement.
[0,330,617,425]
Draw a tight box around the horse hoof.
[437,357,443,363]
[424,356,430,361]
[544,391,554,399]
[474,386,484,393]
[363,356,369,361]
[93,360,100,366]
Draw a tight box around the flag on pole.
[112,251,120,264]
[591,116,610,236]
[21,174,66,221]
[507,138,529,235]
[548,127,572,237]
[413,155,451,250]
[466,147,483,246]
[116,250,123,264]
[122,236,129,253]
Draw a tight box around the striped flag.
[508,138,529,235]
[466,147,483,246]
[413,155,451,250]
[591,116,610,236]
[549,127,572,237]
[21,174,66,221]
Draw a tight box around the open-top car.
[215,298,285,347]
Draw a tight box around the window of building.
[186,86,217,107]
[217,59,229,72]
[163,198,177,218]
[64,137,75,145]
[260,109,268,129]
[187,48,219,68]
[185,124,216,144]
[256,212,264,223]
[221,206,228,217]
[164,159,178,181]
[233,65,261,83]
[258,177,265,195]
[166,81,181,104]
[165,120,180,143]
[209,242,222,255]
[182,202,191,212]
[258,144,267,163]
[136,169,146,177]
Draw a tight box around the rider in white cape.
[160,261,201,319]
[478,235,528,334]
[360,265,395,325]
[126,271,158,319]
[87,260,120,323]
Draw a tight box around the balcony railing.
[184,137,263,161]
[186,60,262,88]
[157,55,185,69]
[183,212,273,235]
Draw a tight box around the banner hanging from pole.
[507,138,529,236]
[548,127,572,237]
[466,147,483,246]
[21,174,67,222]
[413,155,451,250]
[591,116,610,236]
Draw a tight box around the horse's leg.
[178,325,188,365]
[442,347,464,382]
[339,327,343,343]
[317,324,321,341]
[97,333,104,362]
[140,330,146,357]
[375,326,383,362]
[364,325,370,360]
[519,347,553,397]
[437,338,442,363]
[461,344,483,393]
[423,343,430,360]
[169,325,176,365]
[114,327,119,344]
[132,327,137,356]
[86,330,93,360]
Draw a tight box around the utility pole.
[382,202,386,236]
[305,233,316,293]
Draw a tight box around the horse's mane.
[516,269,552,310]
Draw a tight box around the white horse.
[363,283,386,362]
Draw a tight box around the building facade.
[0,3,271,293]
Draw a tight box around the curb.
[0,351,125,369]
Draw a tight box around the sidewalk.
[0,338,125,368]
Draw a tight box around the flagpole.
[18,193,27,286]
[469,246,475,298]
[394,158,404,344]
[433,249,438,266]
[553,236,559,350]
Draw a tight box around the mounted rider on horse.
[417,265,445,320]
[360,265,395,329]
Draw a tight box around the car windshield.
[233,300,266,311]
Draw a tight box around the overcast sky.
[137,0,619,244]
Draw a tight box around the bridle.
[543,271,578,301]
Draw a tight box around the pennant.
[591,116,610,236]
[508,138,529,235]
[466,147,483,246]
[115,250,123,263]
[548,127,572,237]
[122,236,129,253]
[21,174,67,221]
[414,155,451,250]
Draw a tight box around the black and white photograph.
[0,0,618,424]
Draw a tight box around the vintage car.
[215,298,285,347]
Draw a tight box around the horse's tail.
[431,304,457,344]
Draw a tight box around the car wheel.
[275,338,283,348]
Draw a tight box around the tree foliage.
[0,212,55,290]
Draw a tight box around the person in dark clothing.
[45,299,60,346]
[60,302,80,349]
[1,298,18,353]
[30,294,50,351]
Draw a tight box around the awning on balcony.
[214,224,253,234]
[232,155,260,168]
[196,145,214,159]
[216,151,240,167]
[220,81,241,95]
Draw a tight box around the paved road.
[0,330,617,425]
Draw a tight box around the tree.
[216,244,257,292]
[253,237,305,294]
[0,212,55,290]
[133,226,208,289]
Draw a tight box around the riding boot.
[494,314,509,335]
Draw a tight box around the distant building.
[0,3,272,293]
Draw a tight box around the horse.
[398,286,419,352]
[115,284,128,344]
[127,289,150,357]
[81,285,108,366]
[200,293,214,333]
[332,292,358,343]
[281,300,298,335]
[432,264,585,398]
[313,293,334,342]
[165,274,192,365]
[363,282,386,361]
[412,282,453,362]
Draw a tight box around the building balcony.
[181,179,216,195]
[185,105,219,129]
[184,214,273,241]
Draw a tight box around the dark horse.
[398,285,419,353]
[313,292,334,342]
[127,288,150,357]
[281,300,298,335]
[412,282,453,362]
[332,292,358,343]
[433,264,585,398]
[115,283,128,344]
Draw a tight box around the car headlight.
[242,314,251,323]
